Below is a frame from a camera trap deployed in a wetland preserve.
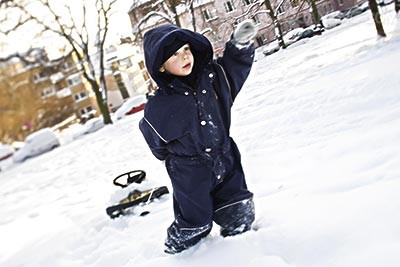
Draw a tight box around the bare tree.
[130,0,202,45]
[0,0,120,124]
[306,0,320,25]
[368,0,386,37]
[264,0,287,48]
[165,0,183,27]
[395,0,400,13]
[187,0,196,31]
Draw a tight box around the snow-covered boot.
[164,221,212,254]
[213,198,255,237]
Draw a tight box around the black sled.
[106,170,169,219]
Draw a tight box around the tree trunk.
[168,0,181,27]
[309,0,320,25]
[117,80,130,99]
[264,0,286,49]
[89,79,112,124]
[395,0,400,13]
[369,0,386,37]
[98,51,112,124]
[189,1,196,32]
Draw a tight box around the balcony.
[56,87,72,98]
[50,72,65,84]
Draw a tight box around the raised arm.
[216,20,257,101]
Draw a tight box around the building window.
[328,3,333,12]
[252,14,261,25]
[80,105,93,115]
[256,36,264,46]
[119,58,133,69]
[242,0,254,6]
[40,87,55,99]
[142,71,150,81]
[138,61,145,70]
[62,61,74,71]
[33,71,47,83]
[74,91,88,102]
[290,0,300,8]
[339,0,344,5]
[297,15,306,27]
[224,1,235,13]
[202,8,218,21]
[117,81,126,88]
[277,5,286,15]
[67,75,82,87]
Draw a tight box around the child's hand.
[232,19,258,45]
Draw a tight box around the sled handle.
[113,170,146,188]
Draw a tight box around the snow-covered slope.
[1,7,399,267]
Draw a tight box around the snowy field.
[1,7,400,267]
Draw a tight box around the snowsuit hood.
[143,24,213,88]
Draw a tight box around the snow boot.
[164,221,212,254]
[213,198,255,237]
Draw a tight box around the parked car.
[359,1,370,12]
[72,117,105,139]
[263,40,280,56]
[299,24,324,39]
[13,128,60,162]
[321,17,342,29]
[263,26,322,57]
[0,143,14,161]
[114,95,147,120]
[283,28,307,46]
[322,10,345,20]
[377,0,394,6]
[321,11,343,29]
[11,141,24,151]
[342,6,364,18]
[299,28,315,39]
[82,117,104,134]
[0,144,14,171]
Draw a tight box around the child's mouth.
[183,63,191,69]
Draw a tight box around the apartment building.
[104,44,151,112]
[0,40,153,143]
[128,0,365,49]
[0,51,81,142]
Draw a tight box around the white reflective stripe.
[180,223,211,231]
[216,62,233,104]
[214,198,251,213]
[144,117,167,143]
[234,42,251,50]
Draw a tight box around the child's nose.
[182,50,191,59]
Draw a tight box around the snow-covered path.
[1,7,400,267]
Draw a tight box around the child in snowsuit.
[139,20,257,254]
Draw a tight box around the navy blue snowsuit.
[139,24,255,253]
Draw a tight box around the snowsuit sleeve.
[216,40,255,102]
[139,117,168,161]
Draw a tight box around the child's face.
[161,44,194,76]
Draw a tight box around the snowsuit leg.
[164,140,254,253]
[212,140,255,236]
[164,155,214,253]
[164,198,212,254]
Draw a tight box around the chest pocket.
[150,93,199,143]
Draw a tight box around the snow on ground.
[1,7,400,267]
